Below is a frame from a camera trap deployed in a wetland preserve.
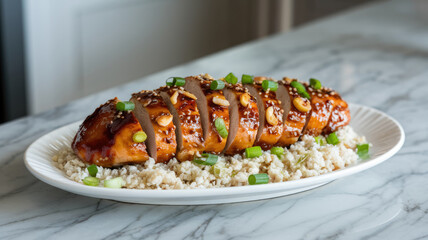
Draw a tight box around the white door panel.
[24,0,254,114]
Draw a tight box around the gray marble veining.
[1,0,428,239]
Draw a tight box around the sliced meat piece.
[276,79,309,146]
[223,83,259,155]
[72,97,150,167]
[244,79,284,150]
[159,86,204,161]
[302,82,334,136]
[323,89,350,134]
[184,75,230,154]
[131,91,176,163]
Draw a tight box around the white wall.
[24,0,258,114]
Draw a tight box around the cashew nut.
[156,114,173,127]
[293,97,311,112]
[240,93,251,107]
[266,106,278,126]
[213,96,230,106]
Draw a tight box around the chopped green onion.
[193,153,218,166]
[271,147,284,158]
[290,81,306,92]
[296,153,310,165]
[87,164,98,177]
[133,131,147,143]
[211,165,223,177]
[314,136,321,144]
[224,72,238,84]
[357,143,370,160]
[210,80,225,90]
[326,132,339,145]
[245,146,262,158]
[116,101,135,111]
[83,176,99,186]
[166,78,174,86]
[104,177,124,188]
[174,77,186,86]
[241,74,254,84]
[262,80,278,92]
[248,173,269,185]
[166,77,186,86]
[290,81,311,100]
[214,118,228,138]
[314,136,326,146]
[309,78,322,90]
[301,91,311,99]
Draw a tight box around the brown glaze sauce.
[72,98,148,166]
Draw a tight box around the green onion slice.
[262,80,278,92]
[104,177,124,189]
[133,131,147,143]
[314,136,321,145]
[241,74,254,84]
[300,91,312,99]
[248,173,269,185]
[116,101,135,111]
[224,72,238,84]
[212,165,222,177]
[357,143,370,160]
[174,77,186,86]
[326,132,339,145]
[166,77,186,86]
[193,153,218,166]
[296,153,310,165]
[270,147,284,158]
[210,80,225,90]
[166,78,174,86]
[87,164,98,177]
[245,146,263,158]
[290,81,306,92]
[309,78,322,90]
[314,136,326,146]
[83,176,99,186]
[214,118,228,138]
[290,81,311,100]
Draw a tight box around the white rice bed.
[52,126,367,190]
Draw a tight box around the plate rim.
[24,103,405,199]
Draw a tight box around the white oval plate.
[25,104,404,205]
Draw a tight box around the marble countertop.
[2,0,428,239]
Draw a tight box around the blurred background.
[0,0,376,123]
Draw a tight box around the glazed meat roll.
[71,73,352,166]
